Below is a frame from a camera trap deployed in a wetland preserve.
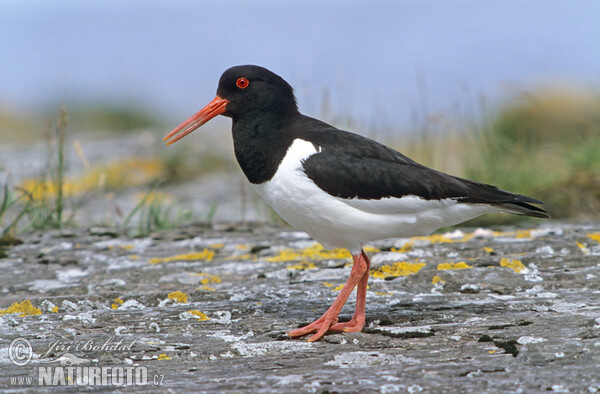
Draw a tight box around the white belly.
[253,139,495,253]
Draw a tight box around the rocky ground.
[0,220,599,392]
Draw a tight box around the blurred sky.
[1,0,599,133]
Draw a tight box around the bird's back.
[249,115,546,251]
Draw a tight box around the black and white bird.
[164,65,548,342]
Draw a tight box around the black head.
[216,65,298,120]
[164,65,298,145]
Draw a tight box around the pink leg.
[288,249,371,342]
[329,249,370,332]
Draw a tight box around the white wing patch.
[341,195,457,214]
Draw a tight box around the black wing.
[295,116,548,218]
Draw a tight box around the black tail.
[453,178,549,219]
[496,199,549,218]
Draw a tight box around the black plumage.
[296,117,548,218]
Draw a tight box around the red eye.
[236,77,249,89]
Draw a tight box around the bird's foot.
[288,314,365,341]
[288,312,339,342]
[329,315,365,333]
[288,250,370,342]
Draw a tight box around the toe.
[288,316,326,338]
[329,317,365,333]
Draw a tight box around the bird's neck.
[231,112,298,184]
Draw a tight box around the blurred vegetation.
[0,109,39,144]
[0,110,37,139]
[122,186,200,237]
[1,86,599,237]
[463,88,600,225]
[158,143,235,184]
[0,101,163,144]
[64,101,163,132]
[0,104,230,237]
[1,107,73,240]
[402,87,600,226]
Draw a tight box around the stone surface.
[0,221,599,392]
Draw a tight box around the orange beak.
[164,95,229,145]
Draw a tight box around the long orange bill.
[164,95,229,145]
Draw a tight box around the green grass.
[122,184,206,237]
[465,90,600,223]
[1,106,74,236]
[402,87,600,225]
[0,182,23,238]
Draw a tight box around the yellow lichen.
[482,247,495,254]
[209,243,224,249]
[363,246,380,253]
[587,233,600,243]
[264,244,380,263]
[374,291,394,296]
[149,249,214,264]
[371,261,426,279]
[157,354,171,360]
[322,282,348,291]
[51,306,59,313]
[500,258,526,273]
[391,241,414,253]
[111,298,124,309]
[167,291,188,304]
[515,230,532,239]
[576,241,590,256]
[286,261,317,270]
[191,273,221,285]
[437,262,472,270]
[266,243,351,262]
[432,275,446,285]
[197,286,215,291]
[493,229,535,239]
[188,310,210,321]
[0,299,42,317]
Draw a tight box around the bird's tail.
[453,177,550,219]
[495,199,549,219]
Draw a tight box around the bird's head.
[164,65,297,145]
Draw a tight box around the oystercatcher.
[164,65,548,342]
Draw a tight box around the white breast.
[253,139,496,253]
